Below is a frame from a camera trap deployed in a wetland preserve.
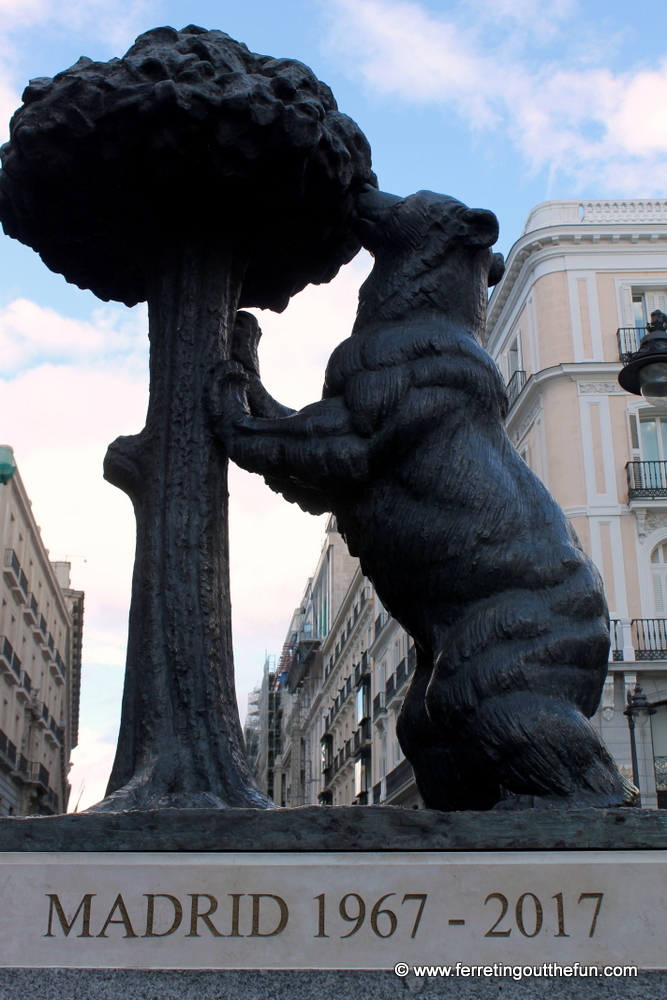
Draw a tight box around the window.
[320,734,333,772]
[354,753,371,797]
[356,679,370,723]
[640,416,667,461]
[507,337,521,378]
[651,542,667,615]
[633,294,647,329]
[632,291,667,329]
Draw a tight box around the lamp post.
[618,310,667,405]
[623,684,656,806]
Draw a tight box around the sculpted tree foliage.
[0,25,375,810]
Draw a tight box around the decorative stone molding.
[634,509,667,539]
[602,674,615,721]
[512,397,542,446]
[577,382,627,395]
[581,200,667,224]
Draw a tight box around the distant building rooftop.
[522,199,667,235]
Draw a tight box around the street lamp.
[623,684,656,805]
[618,310,667,406]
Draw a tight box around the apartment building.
[0,445,83,815]
[254,518,421,810]
[251,198,667,811]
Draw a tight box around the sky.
[0,0,666,810]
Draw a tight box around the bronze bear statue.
[212,187,637,810]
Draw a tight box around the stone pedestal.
[0,807,662,997]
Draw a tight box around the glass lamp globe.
[639,362,667,407]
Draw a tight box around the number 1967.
[313,893,427,939]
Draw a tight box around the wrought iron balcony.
[0,728,17,769]
[506,370,527,409]
[632,619,667,660]
[0,635,21,682]
[374,611,388,640]
[14,755,49,788]
[610,619,624,661]
[16,670,32,704]
[48,716,63,744]
[385,757,414,799]
[627,461,667,500]
[354,652,370,686]
[43,787,60,814]
[617,327,644,363]
[395,657,407,692]
[23,592,38,627]
[373,691,386,720]
[51,649,66,684]
[3,549,28,603]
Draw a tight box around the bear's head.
[351,187,504,333]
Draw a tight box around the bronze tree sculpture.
[214,188,637,811]
[0,25,375,810]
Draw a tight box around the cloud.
[0,298,148,377]
[323,0,667,194]
[69,725,118,812]
[0,0,154,144]
[0,0,151,46]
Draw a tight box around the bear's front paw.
[231,310,262,378]
[207,360,250,424]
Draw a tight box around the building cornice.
[486,203,667,349]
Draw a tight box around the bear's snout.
[354,186,403,222]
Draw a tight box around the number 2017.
[484,892,603,939]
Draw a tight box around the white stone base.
[0,851,663,970]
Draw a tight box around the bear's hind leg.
[462,692,637,809]
[397,645,502,811]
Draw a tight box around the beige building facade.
[250,198,667,812]
[0,446,83,815]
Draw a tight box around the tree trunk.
[92,235,272,810]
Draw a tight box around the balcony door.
[632,291,667,329]
[640,416,667,462]
[651,541,667,616]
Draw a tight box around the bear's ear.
[461,208,499,248]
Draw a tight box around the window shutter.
[653,569,667,616]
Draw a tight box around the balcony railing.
[610,619,624,662]
[0,636,21,681]
[43,788,60,814]
[23,592,38,627]
[395,657,407,692]
[506,370,526,409]
[385,757,414,799]
[617,327,644,363]
[373,691,386,720]
[627,461,667,500]
[0,728,17,769]
[16,670,32,704]
[633,619,667,660]
[373,781,382,805]
[3,549,28,604]
[49,716,63,744]
[385,674,395,700]
[375,612,388,640]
